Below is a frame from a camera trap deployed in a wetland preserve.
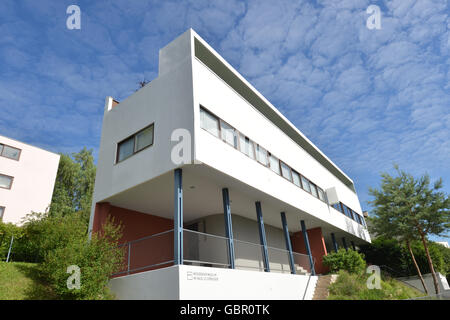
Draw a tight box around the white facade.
[0,135,60,224]
[90,29,371,299]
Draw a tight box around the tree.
[49,148,96,222]
[369,166,450,294]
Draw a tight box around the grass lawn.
[328,270,427,300]
[0,261,57,300]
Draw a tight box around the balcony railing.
[113,228,314,277]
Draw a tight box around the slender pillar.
[351,241,356,251]
[331,233,339,253]
[222,188,235,269]
[342,237,348,251]
[255,202,270,272]
[301,220,316,275]
[280,212,295,274]
[174,169,183,265]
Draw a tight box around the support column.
[351,241,356,251]
[255,201,270,272]
[280,212,295,274]
[174,168,183,265]
[331,233,339,253]
[222,188,235,269]
[342,237,348,251]
[301,220,316,275]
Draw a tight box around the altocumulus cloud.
[0,0,448,234]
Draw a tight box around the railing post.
[127,243,131,275]
[300,220,315,275]
[331,233,339,253]
[280,212,295,274]
[255,202,270,272]
[342,237,348,251]
[222,188,235,269]
[174,168,183,265]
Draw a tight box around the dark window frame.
[0,173,14,190]
[116,123,155,164]
[0,206,4,220]
[0,143,22,161]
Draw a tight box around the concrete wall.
[109,264,318,300]
[0,135,59,224]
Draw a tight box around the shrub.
[40,218,125,300]
[323,249,366,274]
[0,222,23,261]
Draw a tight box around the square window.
[135,125,154,152]
[280,162,292,181]
[200,108,220,137]
[117,137,134,162]
[269,154,280,175]
[2,145,20,160]
[317,188,325,201]
[239,134,255,159]
[301,176,311,193]
[310,183,318,198]
[0,174,13,189]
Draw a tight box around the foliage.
[0,222,23,261]
[359,237,450,277]
[49,148,96,222]
[39,217,125,300]
[322,249,366,274]
[328,270,425,300]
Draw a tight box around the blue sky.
[0,0,448,242]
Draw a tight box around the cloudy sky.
[0,0,448,240]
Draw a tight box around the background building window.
[220,120,237,148]
[0,207,4,220]
[135,125,154,152]
[280,162,292,181]
[200,108,220,137]
[301,176,311,193]
[0,144,21,160]
[0,174,13,189]
[268,154,280,175]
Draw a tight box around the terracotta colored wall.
[93,202,174,276]
[291,227,329,274]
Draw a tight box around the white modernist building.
[0,135,60,224]
[89,29,371,300]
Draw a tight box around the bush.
[323,249,366,274]
[40,218,125,300]
[0,222,23,261]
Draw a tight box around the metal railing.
[113,228,314,277]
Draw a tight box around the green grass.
[0,262,57,300]
[328,270,427,300]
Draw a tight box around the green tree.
[49,148,96,222]
[369,166,450,294]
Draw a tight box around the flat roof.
[193,36,355,191]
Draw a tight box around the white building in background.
[89,29,371,300]
[0,135,60,224]
[436,241,449,248]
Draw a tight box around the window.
[239,134,255,159]
[344,205,353,219]
[220,120,238,148]
[310,183,318,198]
[0,174,13,189]
[280,162,292,181]
[317,187,325,202]
[135,125,154,152]
[117,124,154,163]
[301,176,311,193]
[0,207,4,220]
[354,212,361,224]
[200,108,219,137]
[256,145,268,165]
[268,153,280,175]
[0,144,21,160]
[292,170,301,187]
[332,203,343,213]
